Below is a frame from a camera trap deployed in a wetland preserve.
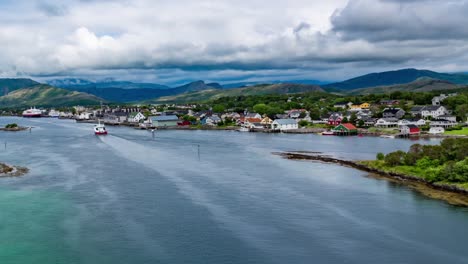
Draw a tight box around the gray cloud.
[37,1,68,16]
[0,0,467,84]
[332,0,468,41]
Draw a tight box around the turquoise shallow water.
[0,117,467,264]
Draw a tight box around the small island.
[0,123,30,132]
[276,138,468,206]
[0,162,28,177]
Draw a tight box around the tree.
[358,119,365,128]
[350,113,357,124]
[212,104,225,113]
[376,153,385,161]
[342,117,349,123]
[384,151,406,166]
[298,120,309,127]
[455,104,468,121]
[252,104,269,115]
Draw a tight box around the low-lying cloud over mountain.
[0,0,467,85]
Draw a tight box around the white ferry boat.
[94,120,108,135]
[22,107,42,118]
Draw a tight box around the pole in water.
[4,142,6,150]
[151,129,155,140]
[197,144,200,161]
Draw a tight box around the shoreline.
[0,163,29,178]
[274,151,468,206]
[0,126,30,132]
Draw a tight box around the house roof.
[423,105,444,111]
[383,108,403,114]
[403,124,419,129]
[245,117,262,123]
[128,112,142,118]
[341,123,357,130]
[411,106,425,111]
[273,119,297,125]
[208,115,221,121]
[378,118,399,122]
[151,115,179,121]
[245,113,260,118]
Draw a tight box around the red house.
[400,125,420,135]
[177,120,192,126]
[328,113,343,126]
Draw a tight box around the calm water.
[1,117,467,264]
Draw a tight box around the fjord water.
[1,117,467,264]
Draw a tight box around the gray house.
[382,108,405,119]
[150,115,179,127]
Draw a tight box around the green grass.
[444,127,468,135]
[367,127,400,134]
[359,160,468,191]
[360,160,427,179]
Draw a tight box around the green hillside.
[324,69,468,90]
[349,78,463,94]
[0,78,39,96]
[0,85,104,107]
[150,83,324,103]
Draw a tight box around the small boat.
[321,131,335,136]
[94,120,107,135]
[238,127,250,132]
[380,135,395,139]
[22,107,42,118]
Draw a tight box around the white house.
[398,118,426,127]
[375,118,399,127]
[202,115,222,126]
[430,119,457,128]
[432,93,457,106]
[77,112,92,120]
[429,127,445,134]
[333,102,352,109]
[128,112,146,123]
[437,115,457,122]
[421,106,448,119]
[271,119,298,131]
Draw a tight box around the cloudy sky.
[1,0,468,85]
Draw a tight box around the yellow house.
[360,102,370,109]
[351,102,370,109]
[261,116,273,125]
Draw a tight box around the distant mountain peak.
[325,68,468,90]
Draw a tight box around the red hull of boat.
[95,132,108,135]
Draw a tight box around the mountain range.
[51,80,222,102]
[149,83,325,103]
[0,84,103,108]
[324,68,468,90]
[0,68,466,107]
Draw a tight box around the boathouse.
[332,123,358,135]
[150,115,179,127]
[400,125,420,136]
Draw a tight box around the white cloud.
[0,0,467,84]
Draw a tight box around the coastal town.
[8,92,467,137]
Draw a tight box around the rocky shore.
[0,126,30,132]
[274,151,468,206]
[0,163,29,177]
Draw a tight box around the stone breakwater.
[273,151,468,206]
[0,163,29,177]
